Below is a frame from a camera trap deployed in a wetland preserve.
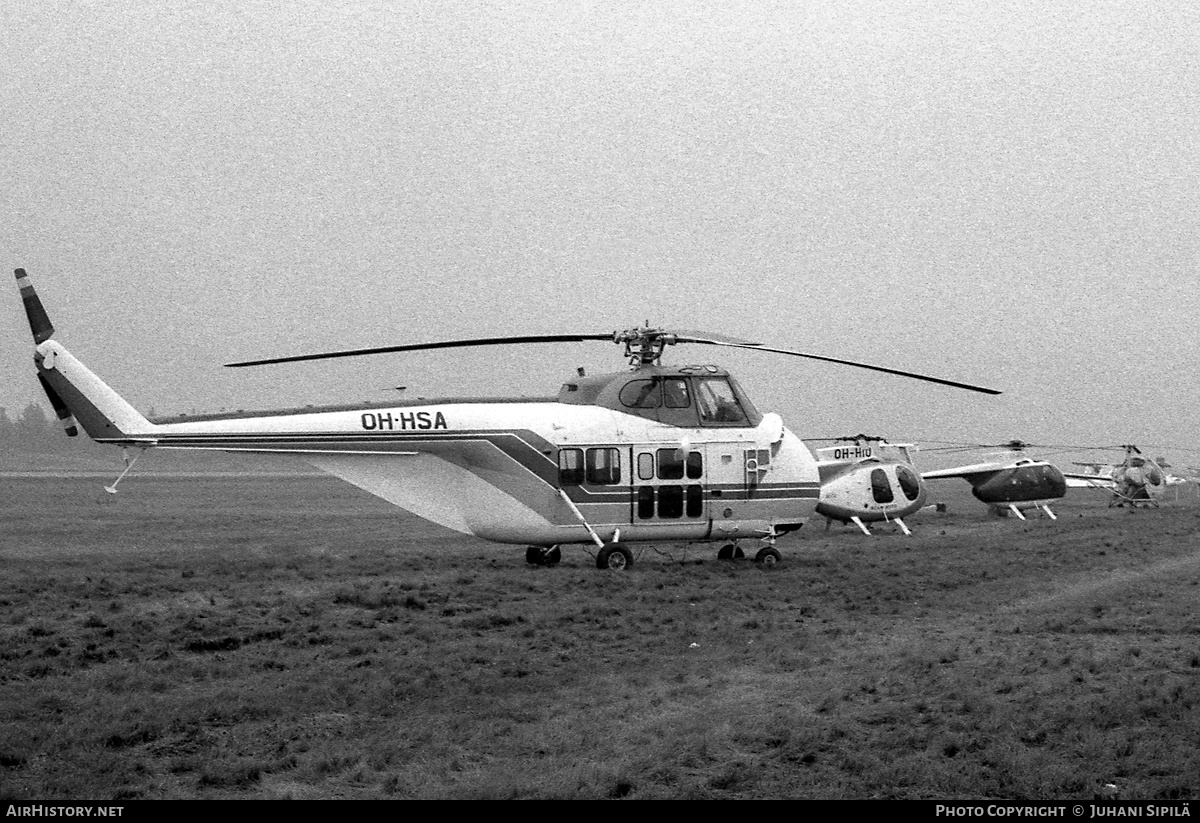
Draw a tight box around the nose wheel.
[752,525,783,565]
[755,546,782,565]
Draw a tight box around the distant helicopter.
[920,440,1068,520]
[15,267,1000,569]
[808,435,927,535]
[1063,445,1169,507]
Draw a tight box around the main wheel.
[596,543,633,571]
[717,543,744,560]
[543,546,562,567]
[755,547,782,566]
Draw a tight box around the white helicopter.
[15,267,1000,569]
[919,440,1068,520]
[808,435,927,535]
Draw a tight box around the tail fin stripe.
[15,268,55,344]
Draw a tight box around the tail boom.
[34,339,158,444]
[17,269,158,444]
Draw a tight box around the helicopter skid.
[990,500,1057,519]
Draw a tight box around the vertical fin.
[14,267,157,442]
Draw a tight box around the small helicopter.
[15,267,1000,569]
[1063,446,1169,507]
[808,435,927,535]
[920,440,1068,520]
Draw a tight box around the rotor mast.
[616,326,678,367]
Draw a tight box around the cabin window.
[653,485,702,519]
[619,380,661,408]
[637,452,655,481]
[870,467,894,503]
[686,451,703,479]
[658,486,684,518]
[696,378,747,424]
[637,486,655,519]
[662,378,691,409]
[586,448,621,485]
[896,464,921,501]
[657,448,685,480]
[558,449,584,486]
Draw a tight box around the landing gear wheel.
[755,547,782,566]
[543,546,561,567]
[717,543,744,560]
[596,543,633,571]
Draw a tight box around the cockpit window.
[696,378,747,424]
[870,467,895,503]
[896,464,921,501]
[618,379,661,408]
[662,378,691,409]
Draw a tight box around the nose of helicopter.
[1043,464,1068,498]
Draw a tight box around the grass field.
[1,475,1198,799]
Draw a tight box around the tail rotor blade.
[37,374,79,437]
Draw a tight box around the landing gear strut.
[525,545,561,566]
[717,543,745,560]
[753,524,783,565]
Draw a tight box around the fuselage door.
[631,446,705,521]
[704,442,749,518]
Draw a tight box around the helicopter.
[1062,446,1169,507]
[919,440,1068,520]
[15,267,1000,569]
[808,435,927,535]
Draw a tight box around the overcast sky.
[3,1,1197,467]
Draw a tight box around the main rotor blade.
[671,330,761,346]
[226,334,615,367]
[695,340,1003,395]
